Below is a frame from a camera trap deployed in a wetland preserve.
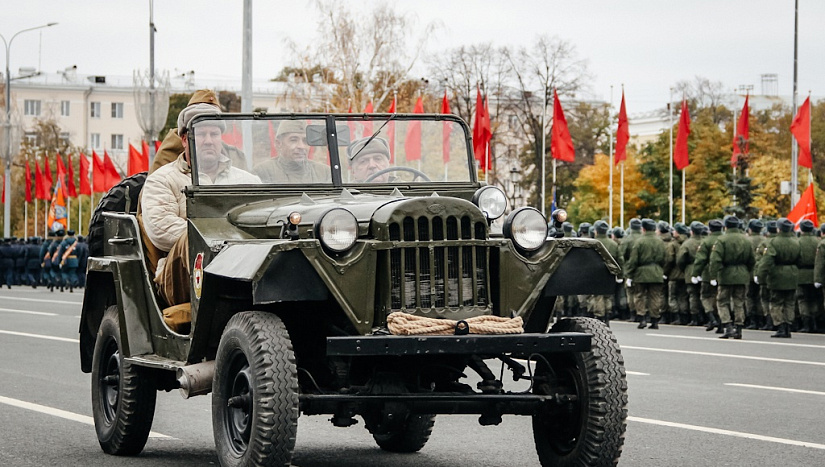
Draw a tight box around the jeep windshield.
[188,114,475,187]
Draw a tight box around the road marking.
[0,295,83,305]
[725,383,825,397]
[0,395,172,439]
[622,345,825,367]
[0,307,58,316]
[629,416,825,450]
[626,371,649,376]
[0,329,79,343]
[648,333,825,349]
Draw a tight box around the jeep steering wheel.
[364,167,431,183]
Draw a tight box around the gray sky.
[2,0,823,113]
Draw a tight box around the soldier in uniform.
[39,234,53,289]
[795,220,819,332]
[708,216,755,339]
[562,222,576,237]
[625,218,666,329]
[48,230,65,292]
[620,219,643,319]
[58,229,80,292]
[745,220,765,329]
[812,225,825,331]
[0,238,13,288]
[678,221,705,325]
[693,219,724,333]
[25,237,42,288]
[758,221,778,330]
[658,221,674,322]
[11,237,25,285]
[592,220,619,325]
[755,218,800,338]
[668,223,690,324]
[611,227,629,320]
[75,235,89,288]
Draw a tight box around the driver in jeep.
[348,136,392,183]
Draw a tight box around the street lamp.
[1,22,58,237]
[509,166,522,208]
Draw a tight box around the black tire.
[91,305,157,455]
[372,414,436,453]
[532,317,627,467]
[213,312,298,467]
[88,172,147,257]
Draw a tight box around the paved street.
[1,286,824,466]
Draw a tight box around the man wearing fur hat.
[141,102,260,307]
[692,219,724,333]
[708,216,755,339]
[254,120,331,183]
[678,221,705,325]
[795,219,819,332]
[625,218,666,329]
[346,136,394,183]
[755,218,800,338]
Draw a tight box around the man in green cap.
[625,218,666,329]
[254,120,331,183]
[668,222,690,324]
[795,219,819,332]
[591,220,619,325]
[692,219,724,333]
[347,137,393,183]
[708,216,755,339]
[677,221,705,325]
[757,220,778,330]
[755,218,800,338]
[620,218,643,319]
[812,224,825,331]
[745,219,765,329]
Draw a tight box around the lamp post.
[1,22,57,237]
[509,166,521,208]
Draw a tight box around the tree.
[160,93,192,138]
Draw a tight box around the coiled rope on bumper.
[387,312,524,336]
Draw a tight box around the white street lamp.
[1,22,58,237]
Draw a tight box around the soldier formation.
[0,230,88,292]
[553,215,825,339]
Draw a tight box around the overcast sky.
[2,0,823,114]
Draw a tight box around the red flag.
[128,143,143,176]
[674,99,691,170]
[472,86,485,166]
[615,91,629,165]
[25,160,32,203]
[405,96,424,161]
[92,151,105,193]
[267,121,278,157]
[1,175,4,203]
[154,140,161,153]
[35,161,47,200]
[43,156,53,197]
[788,183,818,227]
[551,89,575,163]
[66,154,77,198]
[141,141,150,172]
[441,90,451,163]
[791,97,812,169]
[387,96,396,163]
[731,95,750,165]
[362,101,374,137]
[222,123,243,147]
[56,153,67,180]
[103,150,122,190]
[79,153,91,196]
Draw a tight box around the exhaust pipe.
[177,361,215,399]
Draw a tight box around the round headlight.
[504,208,548,252]
[472,186,508,220]
[316,208,358,253]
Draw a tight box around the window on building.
[90,133,100,149]
[111,102,123,119]
[24,131,40,146]
[24,100,41,116]
[60,100,71,117]
[111,134,124,150]
[59,132,70,145]
[90,102,101,118]
[508,115,519,131]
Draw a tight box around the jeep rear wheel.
[372,414,436,453]
[532,317,627,467]
[91,305,157,455]
[213,312,298,467]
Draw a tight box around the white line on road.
[0,307,58,316]
[0,395,172,439]
[0,329,79,343]
[626,371,649,376]
[648,333,825,349]
[0,295,83,305]
[725,383,825,397]
[622,345,825,367]
[629,416,825,450]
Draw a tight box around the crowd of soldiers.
[552,215,825,339]
[0,230,88,292]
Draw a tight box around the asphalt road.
[1,286,824,466]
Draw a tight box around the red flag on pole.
[472,86,485,166]
[66,154,77,198]
[615,91,629,165]
[142,140,150,165]
[92,151,106,193]
[441,90,451,163]
[674,99,691,170]
[362,101,374,137]
[25,160,32,203]
[103,150,122,190]
[387,97,396,163]
[128,143,142,176]
[79,153,91,196]
[551,89,575,162]
[788,183,818,227]
[731,95,750,165]
[1,175,4,203]
[267,121,278,157]
[56,153,67,180]
[791,96,812,169]
[405,96,424,161]
[35,161,47,200]
[154,140,161,153]
[43,156,53,197]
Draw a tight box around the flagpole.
[34,198,38,237]
[609,85,614,226]
[620,162,624,229]
[682,169,686,223]
[668,87,674,226]
[541,86,548,216]
[790,0,799,205]
[732,104,737,206]
[809,90,814,185]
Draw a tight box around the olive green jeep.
[80,113,627,467]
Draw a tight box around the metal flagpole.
[732,104,737,205]
[790,0,799,205]
[620,162,624,229]
[810,90,814,185]
[79,195,83,235]
[34,198,38,237]
[609,85,614,226]
[668,88,673,226]
[682,169,686,223]
[541,86,548,215]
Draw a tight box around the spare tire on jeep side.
[87,172,147,257]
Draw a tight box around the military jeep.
[80,112,627,467]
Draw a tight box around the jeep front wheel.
[212,311,298,467]
[91,305,157,455]
[532,317,627,467]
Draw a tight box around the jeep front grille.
[388,216,489,310]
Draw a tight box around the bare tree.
[673,76,732,124]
